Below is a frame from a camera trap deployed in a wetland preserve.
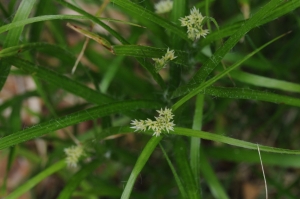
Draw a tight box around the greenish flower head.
[152,48,177,72]
[180,7,210,41]
[64,145,84,168]
[130,107,175,137]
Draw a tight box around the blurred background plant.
[0,0,300,198]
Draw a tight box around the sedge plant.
[0,0,300,198]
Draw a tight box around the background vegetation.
[0,0,300,198]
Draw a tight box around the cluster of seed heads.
[130,108,175,137]
[152,48,177,72]
[179,7,209,41]
[64,145,84,168]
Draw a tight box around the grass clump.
[0,0,300,198]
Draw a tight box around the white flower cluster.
[131,108,175,137]
[152,48,177,72]
[179,7,209,41]
[64,145,84,168]
[154,0,173,14]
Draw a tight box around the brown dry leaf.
[242,182,261,199]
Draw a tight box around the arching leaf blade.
[0,100,162,150]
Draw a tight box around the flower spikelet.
[64,145,84,168]
[179,7,209,40]
[154,0,173,14]
[130,107,175,137]
[130,119,147,132]
[152,48,177,72]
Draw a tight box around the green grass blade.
[0,0,36,90]
[204,87,300,107]
[57,160,102,199]
[29,0,51,42]
[205,146,300,168]
[190,94,204,189]
[159,144,188,199]
[3,0,36,47]
[1,147,16,196]
[171,0,187,26]
[260,0,300,28]
[173,0,286,98]
[0,15,143,34]
[5,160,66,199]
[230,70,300,93]
[0,42,74,58]
[8,58,113,104]
[172,32,287,110]
[121,136,162,199]
[0,100,162,150]
[174,139,200,199]
[200,150,229,199]
[110,0,188,41]
[168,0,187,91]
[172,127,300,155]
[200,1,300,47]
[100,56,124,93]
[113,45,188,66]
[7,58,161,120]
[223,52,271,71]
[86,125,300,156]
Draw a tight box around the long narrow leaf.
[0,43,74,58]
[205,146,300,168]
[86,125,300,155]
[0,0,36,90]
[173,127,300,155]
[204,87,300,107]
[0,100,162,150]
[200,150,229,199]
[159,144,188,199]
[172,32,287,110]
[200,0,300,47]
[8,58,161,120]
[0,15,143,34]
[57,160,102,199]
[230,70,300,93]
[8,58,113,104]
[168,0,187,90]
[173,0,285,98]
[190,94,204,189]
[5,160,66,199]
[174,139,200,199]
[110,0,188,41]
[121,136,162,199]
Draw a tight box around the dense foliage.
[0,0,300,198]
